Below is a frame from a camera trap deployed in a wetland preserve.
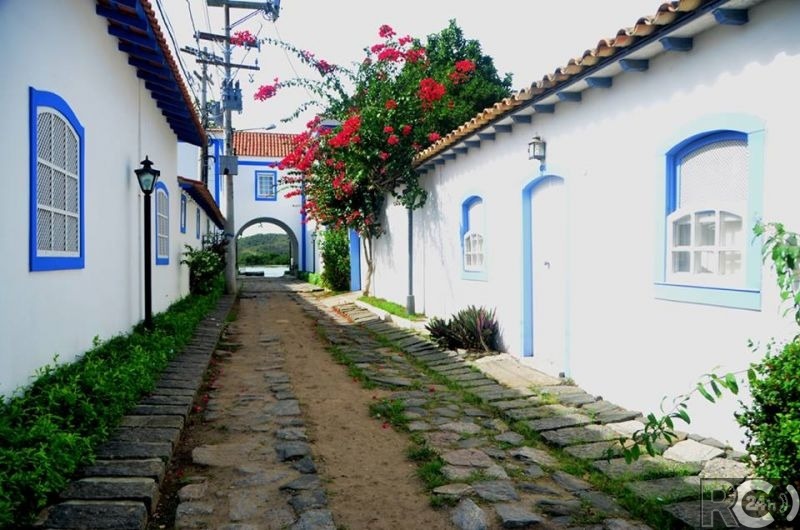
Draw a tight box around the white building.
[204,131,317,273]
[0,0,223,396]
[369,0,800,446]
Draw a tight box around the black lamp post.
[311,230,317,273]
[135,156,160,330]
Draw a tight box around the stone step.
[524,413,594,432]
[119,415,184,430]
[592,456,703,481]
[626,476,732,503]
[540,424,620,447]
[43,500,148,530]
[60,477,159,513]
[94,441,173,461]
[80,459,165,483]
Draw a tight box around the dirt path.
[153,278,452,529]
[250,280,453,529]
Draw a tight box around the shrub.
[0,283,222,527]
[320,227,350,291]
[737,339,800,493]
[426,306,499,352]
[182,244,224,294]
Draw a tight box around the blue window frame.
[460,195,487,281]
[180,194,187,233]
[29,87,85,271]
[155,182,169,265]
[255,170,277,201]
[196,207,201,239]
[655,116,765,310]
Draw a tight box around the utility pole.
[182,45,221,186]
[202,0,280,295]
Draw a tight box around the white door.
[531,178,566,376]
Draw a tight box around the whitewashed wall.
[372,0,800,446]
[0,1,200,396]
[233,158,310,271]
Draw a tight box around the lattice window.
[667,137,747,286]
[36,110,80,256]
[155,186,169,264]
[255,170,277,200]
[462,198,485,273]
[180,194,187,233]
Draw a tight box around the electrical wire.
[273,24,315,101]
[155,0,200,102]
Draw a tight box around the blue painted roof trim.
[96,0,204,146]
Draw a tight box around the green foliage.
[737,340,800,492]
[320,227,351,291]
[405,20,512,137]
[0,284,223,527]
[237,233,290,266]
[425,306,499,352]
[754,221,800,325]
[358,295,425,320]
[182,244,224,294]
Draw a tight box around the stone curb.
[325,301,752,529]
[38,294,236,530]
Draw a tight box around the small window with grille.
[255,170,277,201]
[666,134,748,287]
[461,196,487,278]
[155,182,169,265]
[180,195,187,233]
[29,88,85,271]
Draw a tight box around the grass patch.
[0,278,225,528]
[328,346,376,389]
[369,399,408,430]
[358,295,426,321]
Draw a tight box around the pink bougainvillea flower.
[379,151,390,161]
[381,421,390,429]
[230,30,256,47]
[398,35,413,46]
[387,134,400,146]
[254,80,279,101]
[384,99,397,110]
[378,24,396,38]
[404,47,426,64]
[427,132,441,143]
[401,124,412,136]
[418,77,445,107]
[383,125,394,134]
[455,59,476,73]
[377,47,402,62]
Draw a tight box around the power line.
[155,0,200,103]
[273,24,314,101]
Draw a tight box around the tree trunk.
[362,236,374,296]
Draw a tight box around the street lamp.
[311,230,317,273]
[135,156,160,330]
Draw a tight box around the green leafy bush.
[426,306,499,352]
[182,243,224,294]
[737,339,800,493]
[0,282,222,527]
[320,227,350,291]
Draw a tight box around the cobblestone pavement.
[39,277,753,529]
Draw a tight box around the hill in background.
[238,233,290,266]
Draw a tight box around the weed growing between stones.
[327,345,376,389]
[369,399,408,430]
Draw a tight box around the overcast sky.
[160,0,659,132]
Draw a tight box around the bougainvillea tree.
[256,24,509,294]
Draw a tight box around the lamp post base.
[406,295,415,316]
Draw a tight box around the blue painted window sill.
[654,283,760,311]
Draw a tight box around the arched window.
[29,88,84,271]
[155,182,169,265]
[180,194,187,233]
[461,196,487,280]
[666,132,748,286]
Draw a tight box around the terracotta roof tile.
[233,132,299,158]
[413,0,723,166]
